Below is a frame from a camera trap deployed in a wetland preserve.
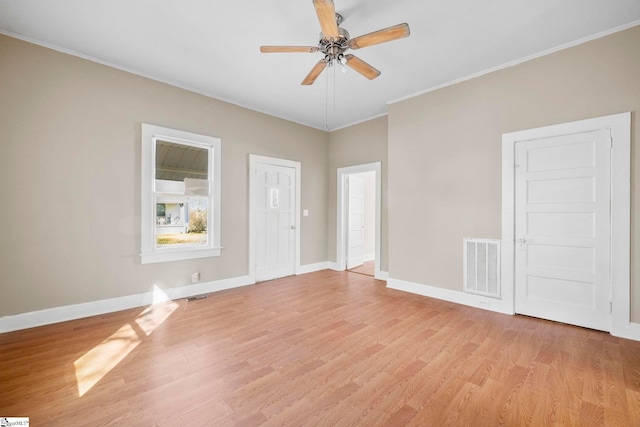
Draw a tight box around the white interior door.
[514,129,611,331]
[347,174,365,269]
[255,163,296,281]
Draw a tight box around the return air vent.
[464,238,500,298]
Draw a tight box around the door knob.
[517,237,527,251]
[290,225,296,230]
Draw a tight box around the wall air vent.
[464,238,501,298]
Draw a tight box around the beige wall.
[327,117,389,271]
[4,25,638,323]
[388,26,639,321]
[0,35,329,316]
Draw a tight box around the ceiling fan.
[260,0,410,85]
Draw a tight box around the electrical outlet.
[191,272,200,283]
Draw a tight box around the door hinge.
[610,301,612,313]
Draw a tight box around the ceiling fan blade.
[301,60,328,85]
[260,46,319,53]
[313,0,340,38]
[348,23,410,50]
[345,54,381,80]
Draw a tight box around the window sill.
[140,247,222,264]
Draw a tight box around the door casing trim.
[501,112,632,338]
[337,162,382,280]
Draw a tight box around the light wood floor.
[1,270,639,426]
[348,260,375,277]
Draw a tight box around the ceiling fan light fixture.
[337,54,347,73]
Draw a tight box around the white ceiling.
[1,0,639,131]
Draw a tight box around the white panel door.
[515,129,611,331]
[347,174,365,269]
[255,163,296,281]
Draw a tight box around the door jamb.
[249,154,301,283]
[337,162,382,279]
[501,112,632,338]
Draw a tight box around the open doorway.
[337,162,382,279]
[346,171,376,276]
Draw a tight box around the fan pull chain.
[333,63,336,114]
[325,62,329,130]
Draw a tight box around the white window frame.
[140,124,222,264]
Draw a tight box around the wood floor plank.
[580,401,605,426]
[626,388,640,425]
[1,269,639,426]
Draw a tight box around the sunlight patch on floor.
[135,299,179,336]
[74,323,141,396]
[74,285,179,397]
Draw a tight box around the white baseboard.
[363,253,375,262]
[375,270,389,281]
[387,277,640,341]
[612,321,640,341]
[0,275,254,333]
[7,272,635,340]
[298,261,330,275]
[386,277,514,315]
[328,262,342,271]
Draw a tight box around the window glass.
[155,140,209,248]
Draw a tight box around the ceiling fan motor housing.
[318,27,350,60]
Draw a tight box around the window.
[141,124,221,263]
